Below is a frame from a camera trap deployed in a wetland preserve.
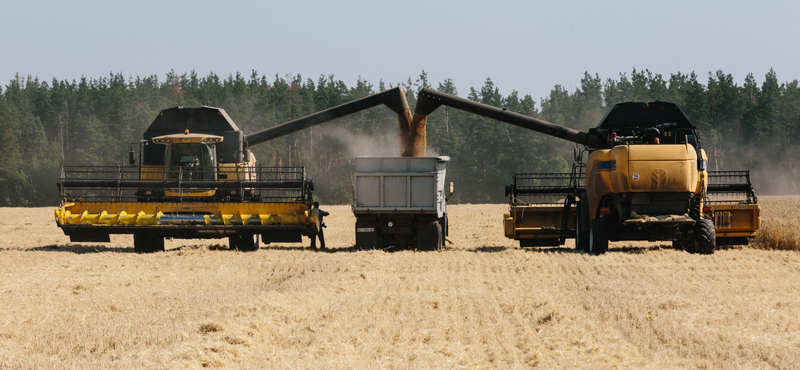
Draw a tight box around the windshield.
[165,143,217,180]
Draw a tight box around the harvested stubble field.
[1,197,799,369]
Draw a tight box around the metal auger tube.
[414,87,604,148]
[58,180,305,189]
[245,86,419,156]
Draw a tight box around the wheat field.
[1,197,799,369]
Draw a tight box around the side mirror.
[243,148,252,163]
[128,143,137,166]
[573,148,580,162]
[446,182,455,202]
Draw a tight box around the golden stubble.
[0,197,798,368]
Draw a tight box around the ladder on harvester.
[558,155,586,243]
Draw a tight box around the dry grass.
[752,196,800,251]
[0,197,798,369]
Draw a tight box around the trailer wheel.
[230,233,259,252]
[588,218,609,255]
[694,219,716,254]
[416,222,439,251]
[575,193,589,252]
[134,232,164,253]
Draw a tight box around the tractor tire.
[575,194,589,252]
[417,222,440,251]
[694,218,716,254]
[134,232,164,253]
[673,239,695,253]
[230,233,260,252]
[588,217,609,255]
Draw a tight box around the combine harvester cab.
[54,106,316,253]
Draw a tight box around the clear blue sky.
[2,0,798,102]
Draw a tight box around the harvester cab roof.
[142,106,244,165]
[590,101,701,150]
[151,132,224,145]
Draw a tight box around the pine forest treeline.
[0,69,798,206]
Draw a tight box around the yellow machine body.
[503,206,575,244]
[712,204,761,239]
[55,202,310,227]
[584,143,702,220]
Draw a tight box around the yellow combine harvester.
[55,107,315,252]
[411,90,761,254]
[502,163,760,252]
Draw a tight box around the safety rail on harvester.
[58,165,310,203]
[706,170,757,205]
[506,172,585,206]
[558,158,587,242]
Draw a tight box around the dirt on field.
[1,197,799,369]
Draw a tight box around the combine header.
[502,157,585,246]
[56,165,312,252]
[706,171,761,246]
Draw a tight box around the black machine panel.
[141,106,245,165]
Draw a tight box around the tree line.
[0,69,797,206]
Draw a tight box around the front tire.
[694,218,716,254]
[588,218,609,255]
[417,222,440,251]
[230,233,259,252]
[673,239,694,253]
[134,232,164,253]
[575,193,589,252]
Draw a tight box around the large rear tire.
[695,218,716,254]
[416,222,440,251]
[134,232,164,253]
[575,193,589,252]
[230,233,259,252]
[673,239,695,253]
[588,217,609,255]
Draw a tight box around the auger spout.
[412,87,604,148]
[245,87,422,156]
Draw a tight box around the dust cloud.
[710,140,799,195]
[317,125,442,158]
[316,125,401,157]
